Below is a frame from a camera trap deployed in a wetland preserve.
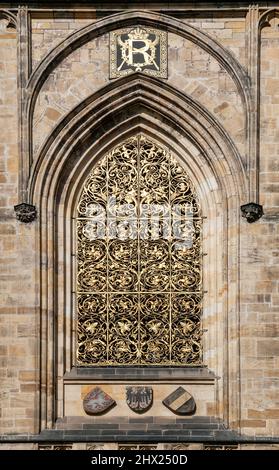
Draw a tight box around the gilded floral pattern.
[76,136,202,365]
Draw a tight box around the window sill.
[64,366,216,383]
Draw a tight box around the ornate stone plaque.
[83,387,116,415]
[163,387,196,415]
[126,386,153,413]
[110,26,167,79]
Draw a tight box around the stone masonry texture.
[0,1,278,449]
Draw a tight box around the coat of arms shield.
[126,386,153,413]
[163,387,196,415]
[83,387,116,415]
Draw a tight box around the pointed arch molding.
[21,9,252,201]
[258,8,279,29]
[27,10,250,103]
[34,74,243,431]
[29,73,247,204]
[0,9,17,27]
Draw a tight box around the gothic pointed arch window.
[76,135,202,366]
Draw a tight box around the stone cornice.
[0,1,279,11]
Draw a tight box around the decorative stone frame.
[14,8,254,435]
[109,26,168,79]
[27,72,247,433]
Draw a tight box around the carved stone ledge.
[241,202,263,223]
[64,366,216,382]
[14,203,37,223]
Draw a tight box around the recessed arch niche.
[30,73,246,432]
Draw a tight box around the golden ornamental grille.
[76,135,202,366]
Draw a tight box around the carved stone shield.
[83,387,115,415]
[163,387,196,415]
[126,386,153,413]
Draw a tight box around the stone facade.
[0,1,278,449]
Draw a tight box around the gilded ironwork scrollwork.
[76,135,202,365]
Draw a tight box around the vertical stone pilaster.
[246,4,260,203]
[17,5,31,203]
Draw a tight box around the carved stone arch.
[29,74,247,204]
[21,9,251,200]
[27,10,250,114]
[32,77,243,432]
[258,8,279,30]
[0,9,17,28]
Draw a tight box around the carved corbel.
[241,202,263,223]
[14,203,37,223]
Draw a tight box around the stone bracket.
[14,202,37,223]
[241,202,263,223]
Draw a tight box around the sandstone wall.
[0,4,278,445]
[0,19,37,435]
